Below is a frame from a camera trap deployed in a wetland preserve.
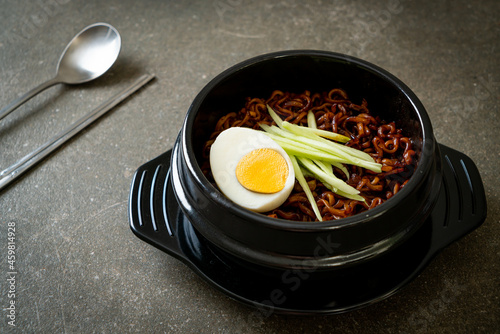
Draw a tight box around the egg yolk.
[235,148,289,194]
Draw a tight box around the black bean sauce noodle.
[200,89,417,221]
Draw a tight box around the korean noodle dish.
[200,88,417,222]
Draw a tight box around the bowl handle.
[429,143,487,252]
[128,149,186,260]
[128,144,487,267]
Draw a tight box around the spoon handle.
[0,73,155,192]
[0,76,60,121]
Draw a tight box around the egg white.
[209,127,295,212]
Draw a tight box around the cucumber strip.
[269,105,350,143]
[308,127,351,143]
[307,109,351,142]
[267,104,372,160]
[307,113,350,179]
[282,121,374,163]
[332,190,365,202]
[264,123,381,172]
[315,160,335,177]
[262,104,376,206]
[307,110,317,129]
[290,155,323,221]
[301,120,351,143]
[262,124,348,160]
[332,162,350,179]
[266,105,285,129]
[261,124,346,160]
[262,133,348,164]
[297,157,360,196]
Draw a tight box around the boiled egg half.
[209,127,295,212]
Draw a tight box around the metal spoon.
[0,22,121,121]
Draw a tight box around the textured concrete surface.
[0,0,499,333]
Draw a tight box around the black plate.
[128,143,486,315]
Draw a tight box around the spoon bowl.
[0,22,121,121]
[57,23,121,84]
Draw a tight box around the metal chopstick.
[0,73,155,192]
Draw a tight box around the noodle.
[200,89,417,221]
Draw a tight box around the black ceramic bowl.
[129,50,486,314]
[174,50,441,269]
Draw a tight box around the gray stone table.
[0,0,498,333]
